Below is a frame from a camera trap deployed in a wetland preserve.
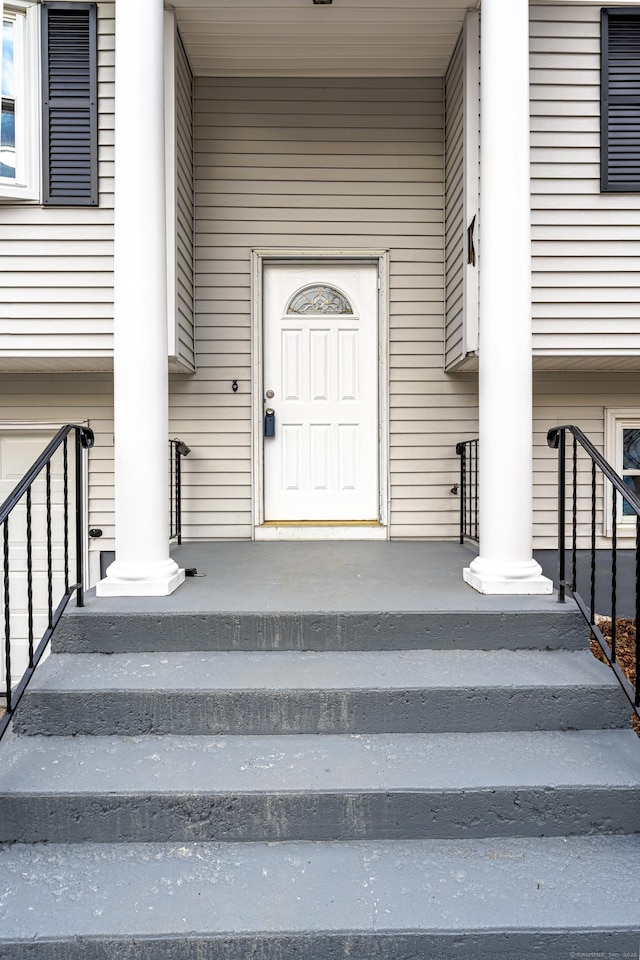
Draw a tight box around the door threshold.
[255,523,388,541]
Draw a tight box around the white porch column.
[463,0,551,595]
[97,0,184,597]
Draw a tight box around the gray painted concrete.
[2,933,638,960]
[2,539,638,956]
[54,608,587,653]
[16,649,629,735]
[55,543,586,651]
[1,730,639,842]
[1,837,640,958]
[74,541,576,613]
[536,548,639,618]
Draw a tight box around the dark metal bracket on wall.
[467,216,476,267]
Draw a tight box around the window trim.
[0,0,40,201]
[604,408,640,536]
[601,7,640,193]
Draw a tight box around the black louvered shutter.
[601,9,640,192]
[42,2,98,205]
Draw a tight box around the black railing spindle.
[591,460,597,623]
[3,517,11,713]
[636,518,640,708]
[169,439,190,545]
[46,460,53,629]
[558,428,566,603]
[26,487,34,668]
[459,445,466,545]
[176,446,182,546]
[572,436,577,592]
[75,430,85,608]
[63,437,69,594]
[611,489,617,661]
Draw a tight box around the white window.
[0,1,39,201]
[604,408,640,536]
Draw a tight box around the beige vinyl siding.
[173,31,196,372]
[532,372,640,549]
[0,1,114,366]
[175,0,471,79]
[186,76,475,540]
[530,4,640,358]
[444,31,465,370]
[0,373,114,582]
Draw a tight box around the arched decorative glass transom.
[286,284,354,315]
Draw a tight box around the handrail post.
[557,428,566,603]
[3,517,11,713]
[75,428,85,608]
[176,446,182,546]
[459,445,465,544]
[636,517,640,708]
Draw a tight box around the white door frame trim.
[251,249,390,537]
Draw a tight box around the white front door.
[263,262,379,522]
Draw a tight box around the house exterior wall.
[0,372,113,582]
[184,75,478,541]
[0,2,195,374]
[0,0,114,368]
[1,3,639,563]
[530,4,640,360]
[445,4,640,367]
[533,372,640,550]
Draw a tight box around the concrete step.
[53,605,586,653]
[2,729,639,843]
[1,835,639,959]
[15,649,629,736]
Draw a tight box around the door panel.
[263,262,379,522]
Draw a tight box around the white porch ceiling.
[171,0,478,78]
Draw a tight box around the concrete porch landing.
[93,541,565,614]
[55,542,585,653]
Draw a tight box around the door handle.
[264,408,275,438]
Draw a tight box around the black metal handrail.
[455,438,479,544]
[169,439,190,545]
[548,424,640,717]
[0,424,94,738]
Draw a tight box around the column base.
[96,558,185,597]
[463,556,553,596]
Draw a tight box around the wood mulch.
[590,618,640,735]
